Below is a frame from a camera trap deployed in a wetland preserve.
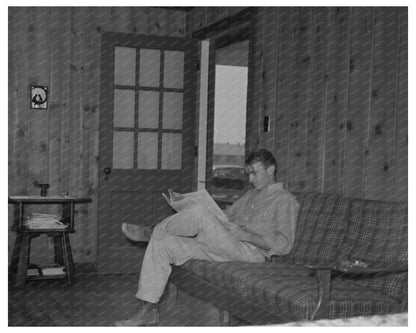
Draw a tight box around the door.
[98,32,198,273]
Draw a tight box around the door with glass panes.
[97,32,197,273]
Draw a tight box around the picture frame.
[30,85,48,109]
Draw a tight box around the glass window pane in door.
[164,50,184,89]
[163,92,183,130]
[114,47,136,85]
[113,131,134,169]
[139,49,160,87]
[138,90,159,128]
[162,133,182,170]
[114,89,135,128]
[137,132,158,169]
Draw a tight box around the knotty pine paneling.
[395,9,408,203]
[8,6,188,265]
[248,7,407,202]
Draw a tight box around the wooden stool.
[9,230,76,288]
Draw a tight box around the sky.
[214,65,248,146]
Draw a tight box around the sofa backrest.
[283,192,352,265]
[336,198,408,301]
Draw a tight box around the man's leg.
[164,206,265,262]
[116,209,264,326]
[116,231,213,326]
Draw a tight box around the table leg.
[14,234,30,288]
[62,233,76,285]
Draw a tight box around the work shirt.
[225,182,299,259]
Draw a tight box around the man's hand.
[229,225,271,251]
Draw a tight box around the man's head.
[245,149,278,191]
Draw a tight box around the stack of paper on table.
[24,213,67,229]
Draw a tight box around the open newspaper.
[162,189,236,229]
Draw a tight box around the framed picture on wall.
[30,85,48,109]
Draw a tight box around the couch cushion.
[181,260,399,320]
[181,260,313,298]
[283,192,351,265]
[337,199,408,301]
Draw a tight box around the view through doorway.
[208,38,249,206]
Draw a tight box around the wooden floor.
[8,273,235,326]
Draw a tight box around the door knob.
[104,167,112,180]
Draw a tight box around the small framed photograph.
[30,86,48,109]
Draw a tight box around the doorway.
[194,9,255,207]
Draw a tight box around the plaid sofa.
[169,192,408,325]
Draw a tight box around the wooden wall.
[8,7,188,266]
[247,7,407,202]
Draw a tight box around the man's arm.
[229,225,271,251]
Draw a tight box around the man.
[115,148,299,326]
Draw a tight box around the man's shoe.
[121,223,153,242]
[115,307,159,326]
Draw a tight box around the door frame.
[192,7,258,182]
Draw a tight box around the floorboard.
[8,273,228,326]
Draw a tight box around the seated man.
[115,148,300,326]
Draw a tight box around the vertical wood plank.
[8,7,27,262]
[132,7,148,34]
[275,8,291,186]
[26,7,50,195]
[251,8,264,150]
[95,7,111,33]
[156,8,169,36]
[85,7,101,263]
[291,8,313,192]
[69,7,88,262]
[26,7,51,264]
[147,7,161,35]
[9,7,28,196]
[344,7,374,199]
[168,9,186,37]
[286,8,301,190]
[262,8,278,151]
[305,7,329,193]
[322,7,349,195]
[382,8,401,202]
[190,7,207,33]
[206,7,221,26]
[394,8,408,202]
[49,8,65,197]
[365,8,399,201]
[110,7,134,33]
[227,7,246,17]
[59,8,72,198]
[46,7,66,258]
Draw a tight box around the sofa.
[167,192,408,325]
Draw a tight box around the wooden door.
[97,32,197,273]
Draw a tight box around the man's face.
[245,161,275,191]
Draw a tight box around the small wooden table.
[9,196,92,288]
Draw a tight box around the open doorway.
[194,9,255,208]
[209,39,249,206]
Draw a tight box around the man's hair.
[245,148,278,177]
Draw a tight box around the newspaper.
[162,189,230,224]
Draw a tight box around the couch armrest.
[306,261,408,275]
[305,261,408,320]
